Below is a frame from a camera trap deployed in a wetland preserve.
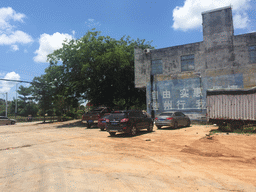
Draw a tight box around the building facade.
[134,6,256,120]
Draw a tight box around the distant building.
[134,6,256,120]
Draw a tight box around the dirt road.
[0,120,255,192]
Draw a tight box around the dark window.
[160,113,173,116]
[177,112,185,116]
[109,113,126,120]
[134,111,141,117]
[151,60,163,75]
[181,54,195,71]
[249,46,256,63]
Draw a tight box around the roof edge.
[201,6,231,15]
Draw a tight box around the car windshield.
[108,113,127,120]
[159,113,173,116]
[102,115,110,119]
[89,108,104,113]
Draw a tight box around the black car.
[106,110,153,136]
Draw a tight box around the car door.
[0,117,9,125]
[174,112,182,126]
[179,112,187,126]
[133,111,141,129]
[139,111,148,129]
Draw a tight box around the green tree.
[31,75,54,122]
[16,85,36,116]
[47,30,153,109]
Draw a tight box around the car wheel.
[174,122,178,129]
[186,120,190,127]
[130,125,137,136]
[157,126,162,129]
[147,123,153,132]
[109,132,116,137]
[11,121,15,125]
[100,127,105,131]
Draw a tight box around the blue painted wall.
[147,73,244,120]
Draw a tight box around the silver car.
[0,116,16,125]
[155,111,190,129]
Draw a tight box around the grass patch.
[209,129,222,134]
[210,124,256,134]
[8,115,77,122]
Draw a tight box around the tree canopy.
[46,30,153,109]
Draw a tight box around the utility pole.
[5,92,8,117]
[15,83,18,118]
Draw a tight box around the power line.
[0,78,31,84]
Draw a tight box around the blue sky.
[0,0,255,101]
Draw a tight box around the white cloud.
[11,44,19,51]
[172,0,251,31]
[85,18,101,28]
[0,7,25,30]
[72,30,75,37]
[233,13,249,29]
[0,30,33,45]
[0,72,20,93]
[33,32,73,63]
[0,7,33,46]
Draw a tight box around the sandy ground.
[0,120,255,192]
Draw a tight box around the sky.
[0,0,255,101]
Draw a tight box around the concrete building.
[134,6,256,120]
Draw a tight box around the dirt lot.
[0,120,255,192]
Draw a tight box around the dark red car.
[97,115,110,131]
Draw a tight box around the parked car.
[27,115,33,122]
[106,110,154,136]
[155,111,190,129]
[98,114,110,131]
[0,116,16,125]
[82,107,112,128]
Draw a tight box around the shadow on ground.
[108,130,155,138]
[157,126,190,130]
[56,120,86,128]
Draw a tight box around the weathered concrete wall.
[146,73,244,120]
[202,6,233,49]
[134,48,151,88]
[134,6,256,119]
[201,7,235,70]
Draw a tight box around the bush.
[218,124,232,132]
[66,111,76,118]
[76,110,84,119]
[218,123,256,133]
[242,125,256,133]
[62,114,73,121]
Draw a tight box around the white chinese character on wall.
[152,101,159,110]
[213,86,222,90]
[227,85,238,89]
[193,87,202,97]
[196,100,206,109]
[152,91,158,100]
[164,100,172,110]
[180,88,189,98]
[163,90,171,98]
[177,100,186,109]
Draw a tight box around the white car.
[0,116,16,125]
